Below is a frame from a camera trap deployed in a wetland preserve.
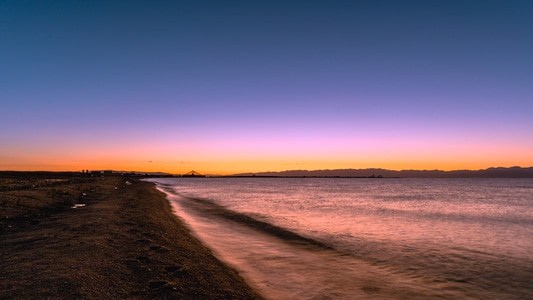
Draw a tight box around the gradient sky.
[1,0,532,174]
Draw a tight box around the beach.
[0,173,262,299]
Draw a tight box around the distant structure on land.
[86,170,114,176]
[182,170,206,178]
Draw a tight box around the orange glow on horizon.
[1,136,532,175]
[2,155,531,176]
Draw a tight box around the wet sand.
[0,173,262,299]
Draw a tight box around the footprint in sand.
[149,245,169,253]
[148,281,168,290]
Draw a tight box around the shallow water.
[148,178,533,299]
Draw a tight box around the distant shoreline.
[231,166,533,178]
[1,166,533,179]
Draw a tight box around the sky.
[1,0,532,175]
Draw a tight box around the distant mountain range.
[233,167,533,178]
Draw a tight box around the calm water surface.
[148,178,533,299]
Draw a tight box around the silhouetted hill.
[233,167,533,178]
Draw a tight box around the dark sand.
[0,173,262,299]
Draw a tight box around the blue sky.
[1,0,532,173]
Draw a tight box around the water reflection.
[150,178,533,299]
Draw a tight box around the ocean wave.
[176,193,334,250]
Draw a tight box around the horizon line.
[2,165,532,176]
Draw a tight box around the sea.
[146,177,533,299]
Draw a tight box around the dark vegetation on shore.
[0,172,262,299]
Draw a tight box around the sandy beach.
[0,172,262,299]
